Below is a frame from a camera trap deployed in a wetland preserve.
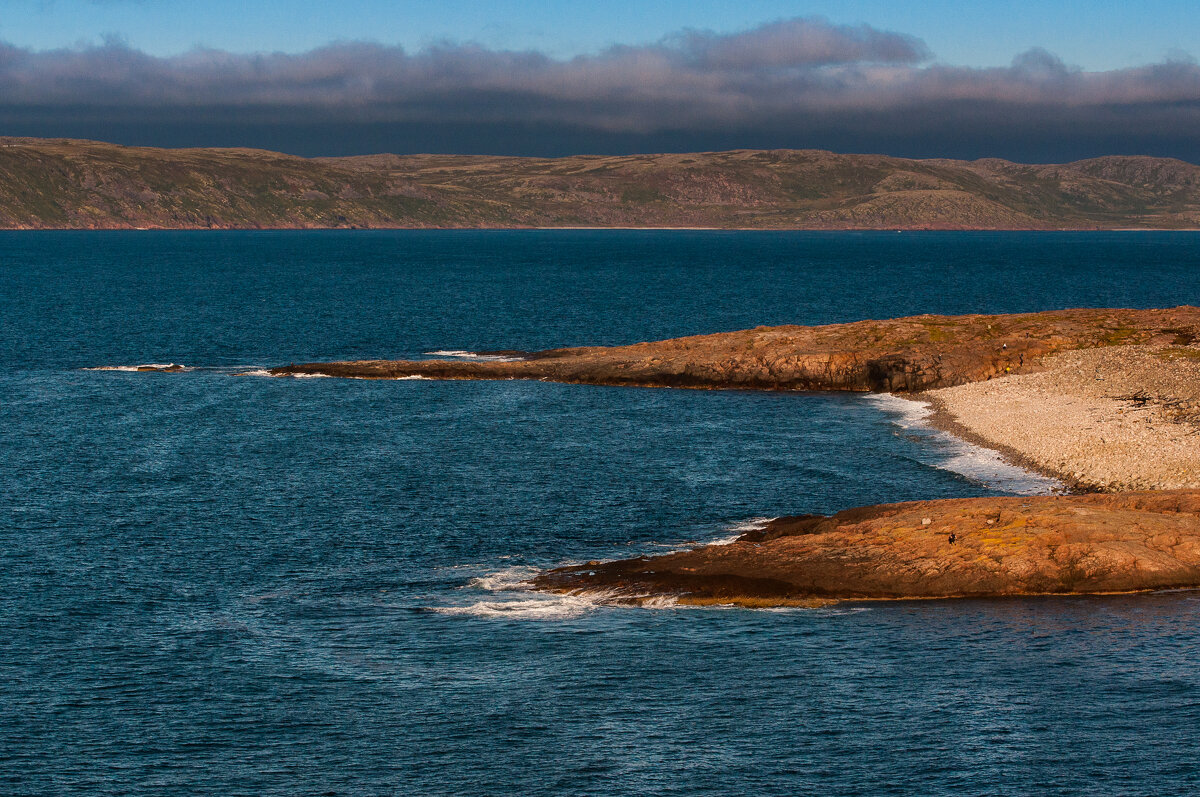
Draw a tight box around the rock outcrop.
[532,491,1200,605]
[262,307,1200,605]
[271,306,1200,393]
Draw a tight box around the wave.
[425,350,524,362]
[84,363,190,372]
[238,369,330,378]
[468,565,541,592]
[864,393,1063,495]
[430,565,682,619]
[711,516,778,545]
[432,566,597,619]
[239,369,431,381]
[432,594,605,619]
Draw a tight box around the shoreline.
[5,226,1200,233]
[110,307,1200,605]
[531,490,1200,604]
[924,346,1200,493]
[916,391,1094,493]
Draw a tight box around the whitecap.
[243,370,332,379]
[85,363,189,372]
[432,595,600,620]
[433,566,599,619]
[425,350,524,362]
[864,393,1063,495]
[433,565,680,619]
[710,516,778,545]
[468,565,541,592]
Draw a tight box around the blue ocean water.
[2,231,1199,796]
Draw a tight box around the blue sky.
[6,0,1197,70]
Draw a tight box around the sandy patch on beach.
[928,346,1200,491]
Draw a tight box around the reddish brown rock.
[532,491,1200,605]
[271,306,1200,393]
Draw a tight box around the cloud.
[0,17,1197,161]
[670,18,930,68]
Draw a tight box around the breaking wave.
[864,393,1063,495]
[84,363,190,372]
[430,565,678,619]
[425,350,524,362]
[711,516,778,545]
[431,566,600,619]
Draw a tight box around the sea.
[2,230,1199,796]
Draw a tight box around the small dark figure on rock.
[948,532,957,545]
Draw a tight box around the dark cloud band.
[0,18,1197,161]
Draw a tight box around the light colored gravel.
[928,346,1200,491]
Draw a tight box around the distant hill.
[1,138,1198,230]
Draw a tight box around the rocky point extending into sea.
[223,306,1200,604]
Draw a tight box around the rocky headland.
[272,306,1200,392]
[265,306,1200,604]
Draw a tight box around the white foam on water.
[638,595,681,609]
[246,371,332,379]
[710,516,779,545]
[432,566,603,619]
[431,565,685,619]
[239,369,429,380]
[864,392,936,430]
[469,565,541,592]
[85,363,189,372]
[863,393,1063,495]
[433,595,600,620]
[425,350,524,362]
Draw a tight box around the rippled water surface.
[3,231,1199,795]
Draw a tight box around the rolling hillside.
[1,138,1198,229]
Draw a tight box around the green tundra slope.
[1,137,1198,229]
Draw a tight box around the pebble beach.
[927,345,1200,492]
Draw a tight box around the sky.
[0,0,1198,161]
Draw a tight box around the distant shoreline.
[4,226,1200,232]
[2,137,1198,231]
